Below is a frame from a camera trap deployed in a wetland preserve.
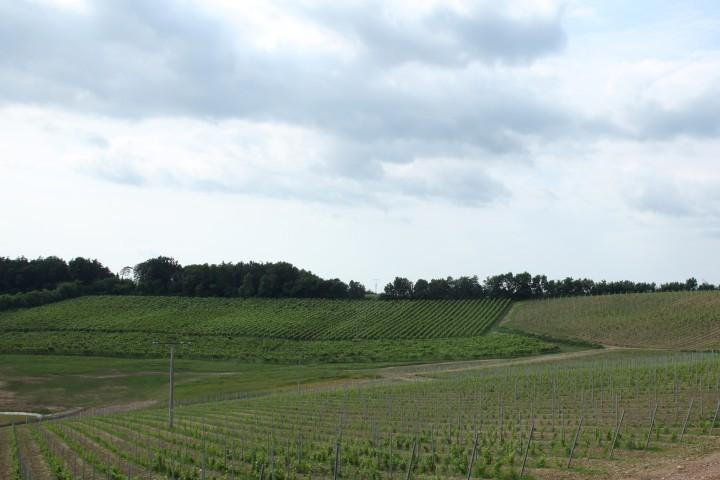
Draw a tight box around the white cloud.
[1,0,720,283]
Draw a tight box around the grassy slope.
[503,291,720,349]
[0,295,509,340]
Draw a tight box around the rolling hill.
[502,290,720,349]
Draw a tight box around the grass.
[502,291,720,350]
[0,354,380,414]
[0,295,510,340]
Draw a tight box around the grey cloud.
[630,178,720,219]
[0,1,572,144]
[0,0,609,208]
[634,90,720,140]
[392,169,510,207]
[301,2,566,67]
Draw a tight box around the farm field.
[502,291,720,350]
[0,295,511,340]
[7,350,720,479]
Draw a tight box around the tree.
[257,273,280,297]
[134,256,182,295]
[68,257,112,285]
[392,277,413,299]
[348,280,366,299]
[239,273,257,297]
[413,279,429,299]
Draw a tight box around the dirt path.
[621,449,720,479]
[373,345,627,382]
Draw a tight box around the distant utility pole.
[153,341,192,429]
[373,278,379,295]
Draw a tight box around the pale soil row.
[14,426,54,480]
[40,424,157,480]
[0,428,13,480]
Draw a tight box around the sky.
[1,0,720,288]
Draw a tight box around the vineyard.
[0,296,510,341]
[5,351,720,479]
[0,330,556,363]
[502,290,720,350]
[0,296,534,363]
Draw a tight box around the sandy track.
[374,345,626,382]
[621,448,720,480]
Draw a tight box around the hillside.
[0,295,509,339]
[0,295,559,362]
[503,290,720,349]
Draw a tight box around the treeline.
[133,256,366,299]
[0,256,116,293]
[0,256,367,309]
[382,273,716,300]
[2,256,717,310]
[0,256,133,311]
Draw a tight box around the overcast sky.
[1,0,719,287]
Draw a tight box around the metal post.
[680,399,694,442]
[609,409,625,459]
[405,438,417,480]
[710,400,720,433]
[644,403,658,450]
[567,416,583,468]
[520,422,535,478]
[169,344,175,430]
[466,432,478,480]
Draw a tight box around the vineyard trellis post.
[680,399,694,441]
[567,416,583,468]
[466,432,479,480]
[710,400,720,433]
[520,421,535,478]
[644,403,658,450]
[609,409,625,459]
[405,437,417,480]
[153,340,192,429]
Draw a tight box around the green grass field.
[502,291,720,350]
[0,355,382,415]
